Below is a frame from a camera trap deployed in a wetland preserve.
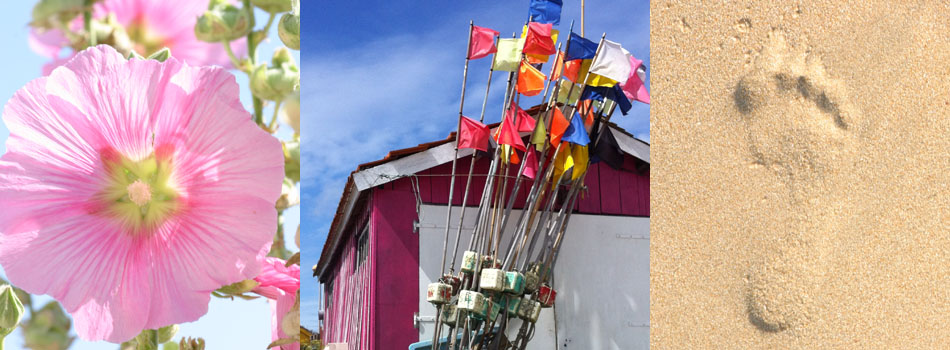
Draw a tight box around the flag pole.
[432,20,475,349]
[498,19,573,269]
[448,34,498,274]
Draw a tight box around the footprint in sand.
[733,32,860,332]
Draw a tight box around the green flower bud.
[31,0,86,28]
[147,48,172,62]
[194,4,252,43]
[23,302,74,350]
[278,13,300,50]
[283,140,300,184]
[0,285,24,335]
[250,52,299,101]
[279,89,300,135]
[252,0,292,14]
[157,324,178,344]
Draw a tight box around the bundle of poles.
[423,19,633,350]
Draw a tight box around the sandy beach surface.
[650,1,950,348]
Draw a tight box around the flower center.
[95,146,180,235]
[127,20,169,57]
[126,180,152,207]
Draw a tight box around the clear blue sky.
[0,2,299,349]
[299,0,650,331]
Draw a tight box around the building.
[313,111,650,349]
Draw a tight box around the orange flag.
[578,100,596,127]
[517,61,546,96]
[549,107,570,148]
[563,58,585,83]
[549,51,565,81]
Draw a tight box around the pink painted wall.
[322,206,372,348]
[371,186,419,349]
[322,153,649,349]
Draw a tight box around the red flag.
[495,113,526,151]
[468,25,500,59]
[508,103,536,132]
[517,61,546,96]
[522,148,539,179]
[522,22,556,56]
[458,116,490,151]
[549,108,569,148]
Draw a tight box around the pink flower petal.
[0,45,283,343]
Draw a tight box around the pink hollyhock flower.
[0,45,282,342]
[254,257,301,350]
[31,0,243,73]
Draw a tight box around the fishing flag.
[517,61,546,96]
[580,86,610,102]
[458,116,490,151]
[562,112,590,146]
[523,22,557,56]
[508,102,537,132]
[571,144,589,180]
[549,51,565,81]
[549,107,570,147]
[529,0,562,25]
[609,84,633,115]
[556,80,580,104]
[577,100,596,127]
[552,141,574,186]
[563,58,584,83]
[586,73,619,87]
[495,112,526,151]
[565,32,597,61]
[530,116,547,151]
[522,148,539,179]
[589,39,631,83]
[621,55,650,104]
[500,144,521,164]
[494,38,524,72]
[468,25,499,59]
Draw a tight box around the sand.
[650,2,950,348]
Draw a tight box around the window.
[354,224,369,273]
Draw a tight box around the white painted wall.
[416,204,649,349]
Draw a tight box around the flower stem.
[262,13,277,36]
[243,0,265,125]
[222,42,243,71]
[266,101,282,133]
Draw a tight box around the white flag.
[588,39,631,83]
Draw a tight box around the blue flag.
[609,84,633,116]
[581,86,610,102]
[565,32,597,61]
[529,0,562,25]
[563,112,590,146]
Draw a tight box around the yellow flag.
[494,38,524,72]
[586,73,619,87]
[571,145,589,181]
[552,142,574,188]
